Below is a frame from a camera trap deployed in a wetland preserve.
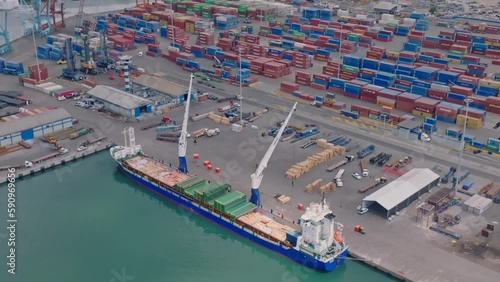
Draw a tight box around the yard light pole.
[239,47,243,124]
[454,98,472,197]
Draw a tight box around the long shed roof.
[0,108,72,137]
[374,2,398,11]
[132,75,186,96]
[87,85,153,110]
[362,168,440,210]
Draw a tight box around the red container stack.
[435,103,461,119]
[351,104,370,117]
[242,35,260,44]
[249,44,265,56]
[414,97,440,114]
[196,32,214,45]
[449,44,468,53]
[280,81,299,94]
[217,38,234,51]
[485,49,500,59]
[295,71,311,86]
[262,62,290,78]
[292,52,312,69]
[486,97,500,114]
[438,38,454,50]
[314,52,330,62]
[167,26,185,40]
[396,92,421,112]
[323,62,340,77]
[340,41,356,54]
[360,84,384,103]
[28,63,48,82]
[249,57,275,74]
[311,74,329,90]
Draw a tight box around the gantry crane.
[178,73,195,173]
[80,20,98,75]
[250,102,297,206]
[0,0,19,55]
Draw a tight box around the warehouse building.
[0,108,73,146]
[394,119,422,141]
[361,168,440,218]
[374,2,399,15]
[87,85,155,118]
[131,74,196,107]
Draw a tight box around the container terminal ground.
[1,3,500,282]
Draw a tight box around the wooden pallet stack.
[286,143,346,180]
[305,179,322,192]
[277,195,290,204]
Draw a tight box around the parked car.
[352,172,361,180]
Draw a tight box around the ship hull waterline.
[116,162,348,272]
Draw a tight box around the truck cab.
[162,116,172,123]
[335,178,343,187]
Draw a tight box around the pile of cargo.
[208,113,230,125]
[196,32,215,45]
[285,144,345,180]
[292,52,312,69]
[305,179,322,193]
[262,61,290,78]
[280,81,299,94]
[24,63,49,84]
[295,71,311,86]
[0,59,24,76]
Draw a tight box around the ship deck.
[238,212,294,242]
[123,156,191,188]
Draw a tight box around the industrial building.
[131,74,196,107]
[373,2,399,15]
[393,119,422,141]
[361,168,440,218]
[0,108,73,146]
[86,85,155,118]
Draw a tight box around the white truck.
[206,128,220,137]
[360,159,369,177]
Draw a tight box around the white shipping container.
[355,14,368,20]
[337,10,349,17]
[377,96,397,105]
[232,124,242,132]
[430,83,450,92]
[403,18,416,24]
[294,42,305,49]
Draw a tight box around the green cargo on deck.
[175,176,205,191]
[195,183,230,202]
[213,191,246,211]
[184,182,209,197]
[227,202,257,218]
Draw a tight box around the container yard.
[1,0,500,281]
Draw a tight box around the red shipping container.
[458,108,485,120]
[361,84,384,95]
[435,104,459,118]
[310,82,328,90]
[450,85,473,96]
[446,97,465,106]
[485,49,500,59]
[360,93,377,104]
[427,89,447,100]
[396,101,415,113]
[470,96,486,107]
[397,92,421,103]
[280,81,299,93]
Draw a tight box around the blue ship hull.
[118,162,348,271]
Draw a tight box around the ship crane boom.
[178,73,194,173]
[250,102,297,206]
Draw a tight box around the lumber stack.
[208,113,230,124]
[277,195,290,204]
[305,179,322,192]
[286,144,346,180]
[319,182,335,194]
[255,108,269,116]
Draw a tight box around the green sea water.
[0,153,399,282]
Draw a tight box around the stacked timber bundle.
[277,195,290,204]
[286,143,346,180]
[305,179,322,193]
[208,113,231,124]
[255,108,269,116]
[319,182,335,194]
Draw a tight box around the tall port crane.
[75,0,86,30]
[60,38,85,81]
[80,20,98,75]
[250,102,297,206]
[96,30,115,69]
[178,73,194,173]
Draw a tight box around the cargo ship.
[109,75,348,271]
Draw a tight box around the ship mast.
[178,73,194,173]
[250,102,297,206]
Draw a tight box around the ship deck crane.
[178,73,195,173]
[250,102,297,206]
